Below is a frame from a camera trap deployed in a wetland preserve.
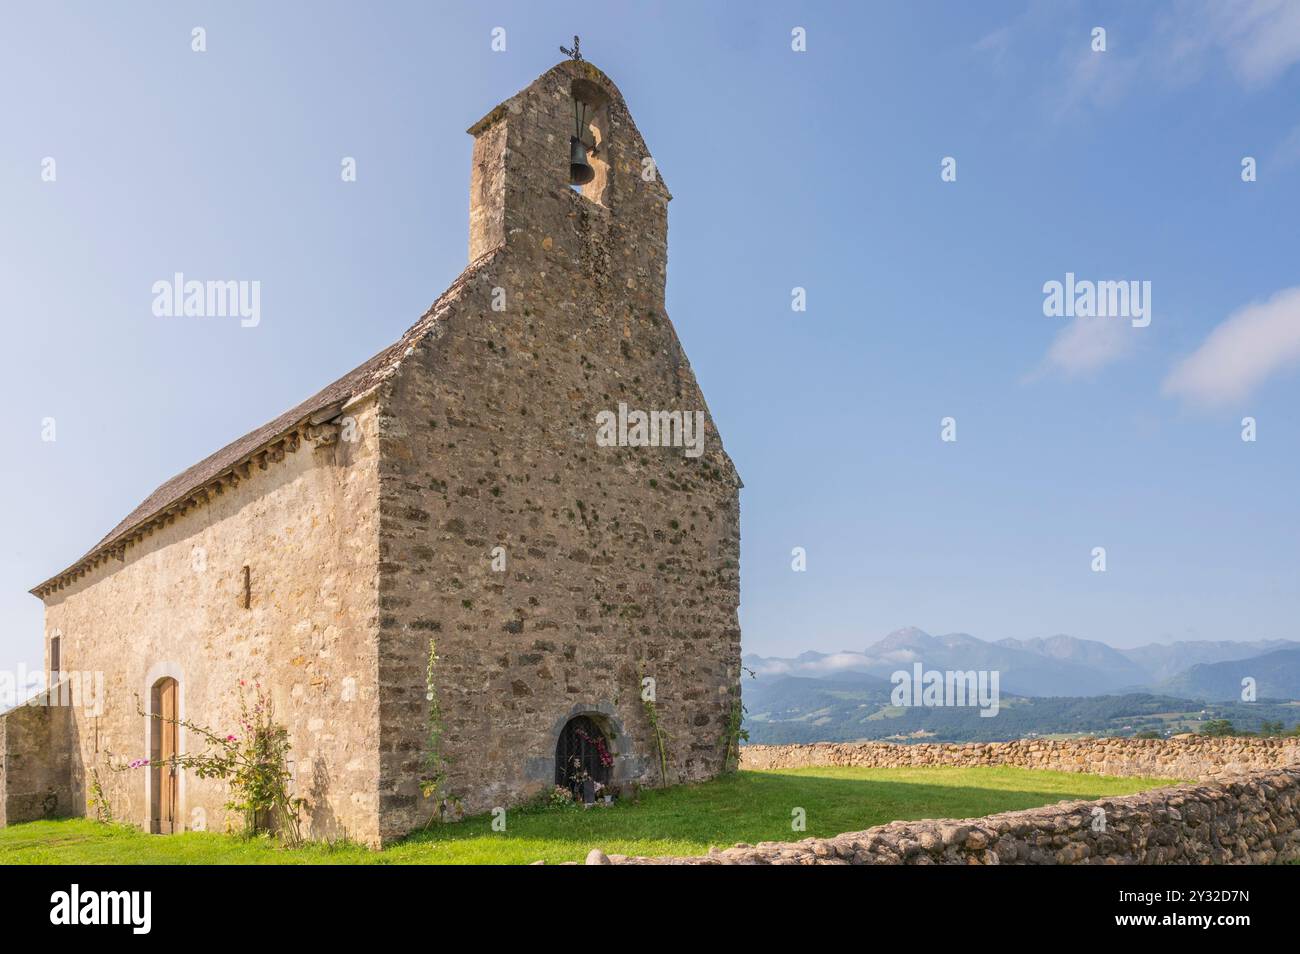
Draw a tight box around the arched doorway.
[149,677,179,834]
[555,715,613,800]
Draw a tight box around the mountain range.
[743,627,1300,701]
[741,628,1300,746]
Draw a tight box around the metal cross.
[560,35,583,62]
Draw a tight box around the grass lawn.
[0,765,1180,865]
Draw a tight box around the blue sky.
[1,1,1297,679]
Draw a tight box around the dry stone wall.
[608,766,1300,865]
[590,738,1300,864]
[740,737,1300,779]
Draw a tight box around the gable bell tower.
[466,59,672,309]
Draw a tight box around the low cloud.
[1033,317,1136,379]
[1163,286,1300,406]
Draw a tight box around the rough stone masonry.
[5,59,742,847]
[740,736,1300,779]
[597,738,1300,865]
[607,767,1300,865]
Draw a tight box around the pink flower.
[226,734,237,742]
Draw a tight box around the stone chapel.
[1,59,742,846]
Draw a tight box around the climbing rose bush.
[114,681,305,845]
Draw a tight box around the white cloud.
[1158,0,1300,88]
[1163,286,1300,405]
[1034,318,1136,379]
[973,26,1013,61]
[1055,44,1142,116]
[992,1,1300,118]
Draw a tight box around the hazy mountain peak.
[873,626,934,651]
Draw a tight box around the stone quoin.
[4,59,743,846]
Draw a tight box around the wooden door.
[153,678,179,834]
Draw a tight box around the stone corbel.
[305,422,341,447]
[305,399,348,447]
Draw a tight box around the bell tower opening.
[568,79,610,206]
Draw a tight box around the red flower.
[573,728,614,768]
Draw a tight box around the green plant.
[86,768,113,823]
[547,785,578,810]
[720,695,748,772]
[419,638,460,822]
[114,682,305,845]
[639,664,669,787]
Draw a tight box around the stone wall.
[609,767,1300,865]
[0,695,72,826]
[740,736,1300,780]
[37,397,384,843]
[372,60,743,840]
[591,738,1300,864]
[590,738,1300,868]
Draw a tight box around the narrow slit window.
[242,565,251,609]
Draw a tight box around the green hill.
[743,675,1300,744]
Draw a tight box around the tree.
[1200,719,1236,737]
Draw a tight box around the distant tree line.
[1198,719,1300,738]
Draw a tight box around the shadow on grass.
[385,767,1177,862]
[0,767,1179,865]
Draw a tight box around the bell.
[569,137,595,186]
